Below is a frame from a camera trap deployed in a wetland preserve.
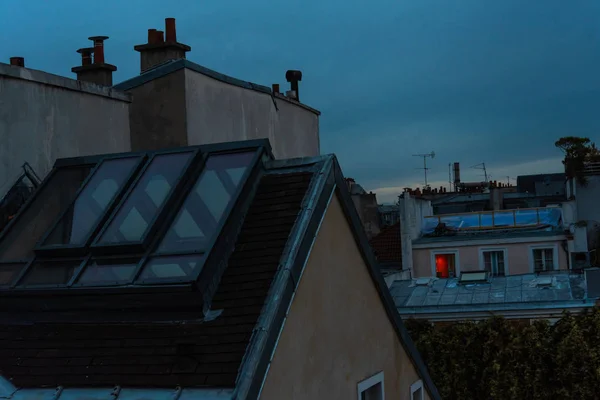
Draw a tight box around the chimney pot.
[165,18,177,42]
[9,57,25,67]
[272,83,280,94]
[285,70,303,101]
[148,29,157,44]
[156,30,165,43]
[76,47,94,66]
[89,36,109,64]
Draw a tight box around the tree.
[405,309,600,399]
[555,136,600,187]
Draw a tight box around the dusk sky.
[2,0,599,203]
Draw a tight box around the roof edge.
[0,375,16,398]
[331,158,442,400]
[0,62,131,103]
[113,59,320,115]
[0,387,233,400]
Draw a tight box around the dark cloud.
[1,0,599,197]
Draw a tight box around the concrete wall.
[184,69,319,159]
[413,240,569,277]
[127,69,188,151]
[260,196,430,400]
[0,63,131,196]
[400,193,433,276]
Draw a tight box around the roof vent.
[536,277,553,287]
[415,277,431,286]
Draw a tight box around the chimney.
[9,57,25,67]
[71,36,117,86]
[272,84,280,94]
[134,18,191,74]
[285,70,302,101]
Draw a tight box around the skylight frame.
[133,148,264,286]
[90,148,201,256]
[12,256,89,290]
[33,155,147,257]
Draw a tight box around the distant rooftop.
[391,273,591,320]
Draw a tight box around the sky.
[1,0,599,203]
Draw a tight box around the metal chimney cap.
[76,47,95,54]
[285,70,302,82]
[88,36,109,41]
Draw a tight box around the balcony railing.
[422,207,562,234]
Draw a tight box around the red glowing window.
[435,253,456,278]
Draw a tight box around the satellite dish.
[431,151,436,159]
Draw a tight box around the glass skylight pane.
[97,152,193,245]
[137,255,202,281]
[157,152,255,253]
[0,263,25,286]
[77,258,139,286]
[20,260,82,286]
[42,157,140,247]
[0,166,92,261]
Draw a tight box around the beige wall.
[184,69,320,160]
[260,195,430,400]
[413,240,568,278]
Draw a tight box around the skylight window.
[76,258,139,286]
[38,157,141,249]
[94,151,195,247]
[155,152,255,254]
[19,259,84,287]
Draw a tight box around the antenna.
[448,163,452,192]
[413,151,436,188]
[506,176,516,186]
[470,162,488,182]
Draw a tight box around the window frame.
[90,148,201,255]
[33,155,146,257]
[357,371,385,400]
[410,379,424,400]
[478,247,508,276]
[133,148,263,285]
[529,244,559,273]
[430,249,460,278]
[13,256,88,289]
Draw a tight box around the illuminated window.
[435,253,456,278]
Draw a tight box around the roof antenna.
[413,151,435,189]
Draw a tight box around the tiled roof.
[0,171,311,389]
[369,222,402,267]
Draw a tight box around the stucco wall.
[184,69,319,159]
[413,240,569,277]
[260,196,430,400]
[0,64,131,196]
[127,69,188,151]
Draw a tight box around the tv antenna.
[470,162,488,182]
[413,151,436,187]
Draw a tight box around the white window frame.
[430,250,460,277]
[357,371,385,400]
[478,247,509,276]
[528,244,559,273]
[410,380,424,400]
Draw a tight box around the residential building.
[398,191,583,279]
[379,204,400,227]
[0,139,439,400]
[345,178,381,239]
[114,18,320,160]
[0,54,131,197]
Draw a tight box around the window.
[435,253,456,278]
[483,250,505,276]
[533,248,555,272]
[410,380,424,400]
[39,157,141,248]
[94,152,194,246]
[76,258,139,286]
[357,371,384,400]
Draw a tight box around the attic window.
[358,371,384,400]
[0,142,264,291]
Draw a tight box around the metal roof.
[391,273,589,316]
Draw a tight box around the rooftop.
[391,272,591,318]
[113,59,320,116]
[369,222,402,268]
[0,139,438,399]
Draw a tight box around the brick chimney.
[9,57,25,67]
[134,18,191,74]
[71,36,117,86]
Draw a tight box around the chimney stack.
[9,57,25,67]
[272,84,280,94]
[285,70,302,101]
[71,36,117,86]
[134,18,191,74]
